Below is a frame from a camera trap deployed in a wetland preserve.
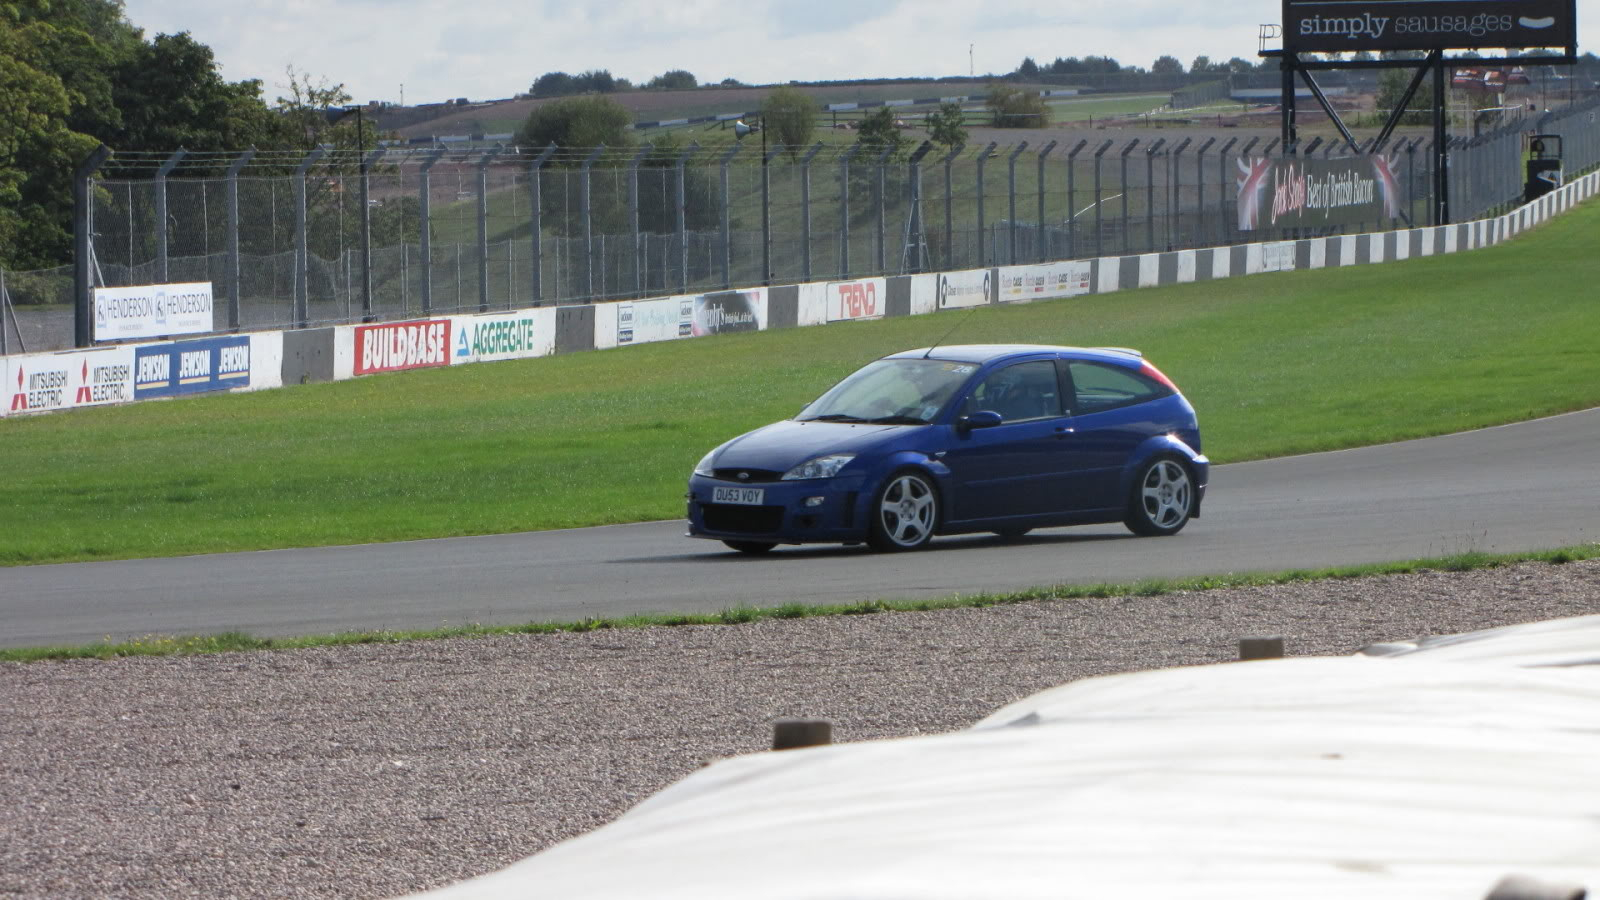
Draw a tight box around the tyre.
[1124,456,1194,537]
[867,470,939,552]
[724,540,776,555]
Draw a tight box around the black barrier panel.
[1196,250,1216,281]
[1281,0,1576,54]
[1158,253,1180,286]
[884,277,912,318]
[555,305,595,355]
[1118,258,1141,292]
[1087,259,1101,293]
[1327,237,1346,267]
[281,327,335,385]
[1230,245,1250,277]
[1295,240,1314,271]
[768,285,799,330]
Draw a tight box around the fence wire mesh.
[6,98,1598,354]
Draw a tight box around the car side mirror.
[957,410,1003,434]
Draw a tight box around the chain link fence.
[6,97,1598,354]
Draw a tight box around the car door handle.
[1055,426,1075,438]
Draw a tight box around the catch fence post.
[526,143,555,305]
[675,143,699,294]
[225,149,256,331]
[1092,139,1113,258]
[975,142,997,267]
[1193,138,1215,252]
[1065,140,1086,260]
[719,142,742,289]
[942,143,963,270]
[1143,138,1165,252]
[1035,140,1056,262]
[764,142,783,285]
[1006,141,1028,265]
[1120,139,1140,254]
[838,144,861,278]
[800,142,824,282]
[361,145,386,322]
[577,145,601,304]
[1169,138,1190,250]
[628,144,650,298]
[293,147,327,329]
[418,147,447,314]
[155,149,187,285]
[873,145,893,275]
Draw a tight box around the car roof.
[884,344,1144,366]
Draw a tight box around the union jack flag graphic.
[1237,157,1274,231]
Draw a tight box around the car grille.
[702,503,784,534]
[712,468,784,484]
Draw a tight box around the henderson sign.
[1281,0,1577,54]
[93,282,215,342]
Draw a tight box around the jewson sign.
[1237,156,1401,231]
[93,282,214,342]
[133,335,251,399]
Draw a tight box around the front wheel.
[723,540,776,555]
[1124,457,1194,537]
[867,471,939,552]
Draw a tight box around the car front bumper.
[686,473,871,544]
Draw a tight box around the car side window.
[1068,361,1171,414]
[962,361,1062,422]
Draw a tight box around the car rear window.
[1068,361,1173,413]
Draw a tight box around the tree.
[573,69,619,93]
[984,82,1046,128]
[514,94,634,149]
[924,101,967,150]
[531,71,577,98]
[761,85,816,156]
[1190,55,1215,75]
[647,69,697,91]
[1016,56,1040,79]
[274,66,355,151]
[855,107,905,158]
[1377,67,1430,125]
[114,33,289,155]
[1151,55,1184,75]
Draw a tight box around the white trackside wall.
[4,170,1596,419]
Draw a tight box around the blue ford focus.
[687,345,1208,553]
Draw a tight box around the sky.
[120,1,1593,107]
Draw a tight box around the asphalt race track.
[3,409,1596,648]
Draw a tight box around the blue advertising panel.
[134,335,252,399]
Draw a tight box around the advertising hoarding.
[133,335,251,399]
[451,309,557,365]
[1281,0,1576,54]
[1237,156,1401,231]
[692,290,766,336]
[936,270,991,309]
[618,296,694,345]
[354,320,452,375]
[8,355,73,413]
[825,278,886,322]
[93,282,214,342]
[998,261,1092,303]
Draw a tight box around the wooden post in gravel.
[772,719,832,750]
[1238,637,1285,661]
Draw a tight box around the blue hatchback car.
[687,344,1208,553]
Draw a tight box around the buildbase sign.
[356,320,452,375]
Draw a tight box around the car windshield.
[798,358,978,425]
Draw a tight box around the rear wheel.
[723,540,776,555]
[867,471,939,552]
[1124,457,1194,537]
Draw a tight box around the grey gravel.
[4,559,1600,899]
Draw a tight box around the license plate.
[712,486,765,506]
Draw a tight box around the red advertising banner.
[826,279,885,322]
[1237,156,1402,231]
[355,320,452,375]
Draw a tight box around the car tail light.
[1140,361,1180,392]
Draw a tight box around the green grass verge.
[2,199,1598,566]
[6,543,1595,662]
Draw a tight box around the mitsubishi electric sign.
[1282,0,1576,54]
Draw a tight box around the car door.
[940,360,1072,524]
[1057,359,1174,512]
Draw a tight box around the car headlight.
[782,453,855,481]
[693,449,718,477]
